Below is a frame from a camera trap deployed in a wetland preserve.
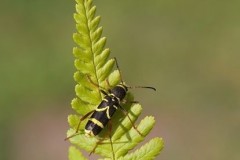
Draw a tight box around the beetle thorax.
[111,84,127,101]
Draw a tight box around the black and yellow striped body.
[85,84,128,136]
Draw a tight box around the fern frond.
[118,138,164,160]
[69,146,88,160]
[67,0,164,159]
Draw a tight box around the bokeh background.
[1,0,240,160]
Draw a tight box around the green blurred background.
[1,0,240,160]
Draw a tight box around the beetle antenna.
[128,86,156,91]
[114,57,124,84]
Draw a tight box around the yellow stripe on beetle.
[90,118,104,128]
[96,107,108,112]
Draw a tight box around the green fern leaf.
[69,146,88,160]
[118,138,164,160]
[67,0,164,159]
